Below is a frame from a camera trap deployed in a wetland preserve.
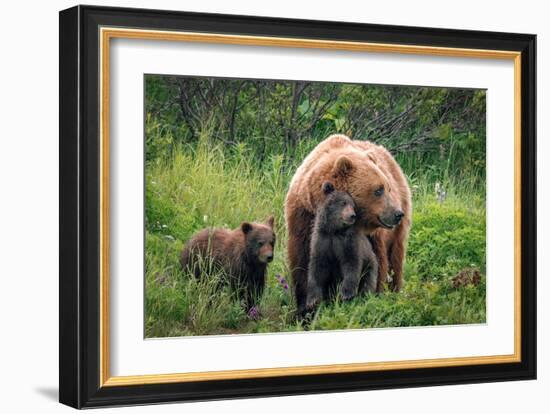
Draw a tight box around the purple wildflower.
[248,306,260,320]
[275,274,289,291]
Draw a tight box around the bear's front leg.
[287,207,313,317]
[359,248,378,294]
[306,261,329,311]
[370,232,389,292]
[340,257,362,301]
[365,266,379,295]
[389,220,409,292]
[243,271,265,312]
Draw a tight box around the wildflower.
[435,181,446,204]
[248,306,260,320]
[275,274,289,290]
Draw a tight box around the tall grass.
[145,133,486,337]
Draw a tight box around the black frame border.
[59,5,536,408]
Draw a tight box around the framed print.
[59,5,536,409]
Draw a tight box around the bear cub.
[180,216,275,312]
[306,182,378,311]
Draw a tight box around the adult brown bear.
[284,134,411,315]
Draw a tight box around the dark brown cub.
[180,216,276,311]
[306,182,378,312]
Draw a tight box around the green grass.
[145,135,486,338]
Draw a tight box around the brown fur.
[285,134,411,315]
[180,217,275,310]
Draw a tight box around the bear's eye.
[374,186,384,197]
[258,241,264,247]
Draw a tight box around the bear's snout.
[378,208,405,229]
[345,212,357,223]
[258,245,274,264]
[394,210,405,224]
[341,205,357,225]
[258,251,273,264]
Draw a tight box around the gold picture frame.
[60,5,536,408]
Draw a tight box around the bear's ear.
[241,222,253,235]
[265,215,275,229]
[334,155,354,176]
[366,151,377,164]
[322,181,335,195]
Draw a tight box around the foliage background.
[145,75,487,337]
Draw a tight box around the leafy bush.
[145,76,486,191]
[408,202,486,282]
